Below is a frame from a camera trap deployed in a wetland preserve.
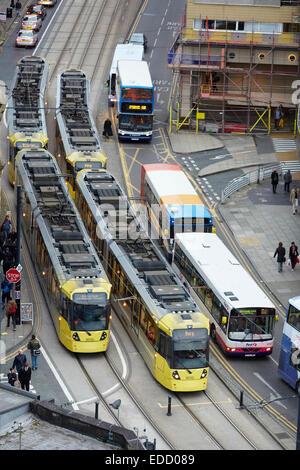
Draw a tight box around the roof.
[289,296,300,310]
[145,167,198,199]
[110,44,144,74]
[175,233,275,310]
[117,60,152,88]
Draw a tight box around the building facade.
[168,0,300,134]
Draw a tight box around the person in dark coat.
[7,368,17,386]
[18,363,31,392]
[284,170,292,193]
[15,0,21,16]
[12,350,27,374]
[274,242,286,273]
[271,169,279,194]
[3,246,13,275]
[103,118,113,138]
[289,242,299,271]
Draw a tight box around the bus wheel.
[210,324,217,343]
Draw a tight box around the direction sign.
[6,268,21,283]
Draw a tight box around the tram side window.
[66,161,74,189]
[158,332,172,366]
[147,317,156,345]
[140,306,148,334]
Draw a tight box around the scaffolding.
[168,19,300,135]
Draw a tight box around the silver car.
[21,14,42,31]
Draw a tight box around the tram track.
[47,0,123,85]
[75,327,177,451]
[176,392,258,451]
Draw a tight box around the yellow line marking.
[158,398,232,408]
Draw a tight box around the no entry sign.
[6,268,21,283]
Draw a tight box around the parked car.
[15,29,39,48]
[21,14,42,31]
[129,33,147,52]
[37,0,57,6]
[27,4,47,20]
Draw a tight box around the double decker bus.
[174,232,278,357]
[278,296,300,394]
[108,43,144,106]
[141,163,214,259]
[115,60,154,141]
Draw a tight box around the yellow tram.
[15,149,112,353]
[75,169,210,391]
[56,69,107,199]
[7,56,48,185]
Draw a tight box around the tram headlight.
[172,371,180,380]
[100,332,107,341]
[72,332,80,341]
[201,369,208,379]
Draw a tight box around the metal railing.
[221,161,300,203]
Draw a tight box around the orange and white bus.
[141,163,214,258]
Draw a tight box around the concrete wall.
[30,400,144,450]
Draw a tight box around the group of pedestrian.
[10,1,22,17]
[0,215,19,329]
[0,215,17,275]
[7,335,41,391]
[270,169,300,215]
[274,241,299,273]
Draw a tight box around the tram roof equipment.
[77,170,202,321]
[7,56,48,139]
[16,150,105,285]
[56,69,103,158]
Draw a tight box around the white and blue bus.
[174,233,278,357]
[278,296,300,394]
[108,43,144,107]
[115,59,154,141]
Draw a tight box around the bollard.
[95,401,99,419]
[167,396,172,416]
[239,390,244,409]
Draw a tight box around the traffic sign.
[6,268,21,283]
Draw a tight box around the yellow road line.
[158,398,232,408]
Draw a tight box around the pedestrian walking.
[2,246,13,275]
[10,0,15,8]
[271,169,279,194]
[18,363,31,392]
[274,242,286,273]
[103,118,113,139]
[27,334,41,370]
[6,298,17,330]
[0,215,11,242]
[7,368,17,386]
[284,170,292,193]
[12,350,27,374]
[1,278,12,306]
[290,185,300,215]
[289,241,299,271]
[274,105,284,130]
[15,0,21,16]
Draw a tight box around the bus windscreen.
[121,87,152,102]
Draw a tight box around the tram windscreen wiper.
[175,356,192,374]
